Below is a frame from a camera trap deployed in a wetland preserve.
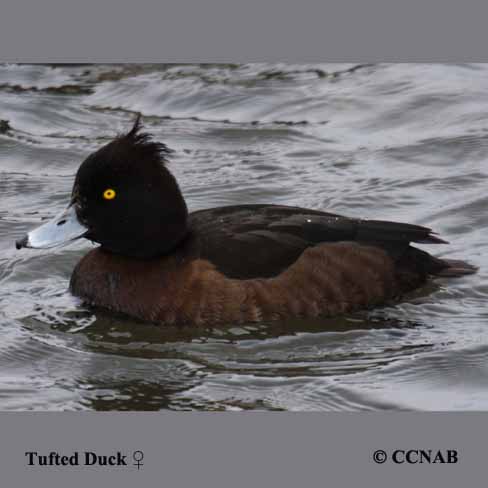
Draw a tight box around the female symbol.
[133,450,144,470]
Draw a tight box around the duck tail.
[434,258,478,277]
[399,247,478,279]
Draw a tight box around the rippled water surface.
[1,63,487,411]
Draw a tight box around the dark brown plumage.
[17,116,477,326]
[70,202,475,325]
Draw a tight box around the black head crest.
[126,113,143,139]
[120,113,172,164]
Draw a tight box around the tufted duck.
[16,116,477,325]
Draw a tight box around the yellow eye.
[103,188,116,200]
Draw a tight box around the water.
[0,63,487,411]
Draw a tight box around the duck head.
[16,115,188,258]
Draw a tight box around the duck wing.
[186,204,446,279]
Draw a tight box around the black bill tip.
[15,236,28,250]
